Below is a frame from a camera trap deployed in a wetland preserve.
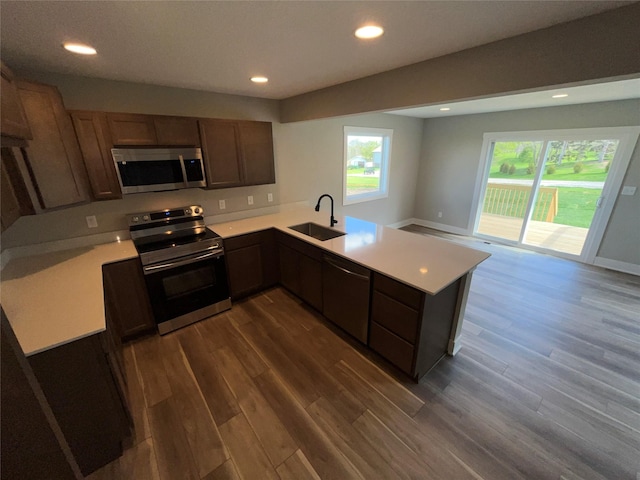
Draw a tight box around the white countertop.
[1,241,137,356]
[210,208,490,295]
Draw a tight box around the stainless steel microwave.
[111,147,207,194]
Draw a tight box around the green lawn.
[553,187,600,228]
[346,170,380,194]
[489,159,608,182]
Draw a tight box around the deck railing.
[483,182,558,222]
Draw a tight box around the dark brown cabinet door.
[199,119,244,188]
[322,254,370,343]
[238,120,275,185]
[277,232,323,311]
[278,243,300,295]
[225,230,278,299]
[154,116,200,146]
[71,111,122,200]
[0,62,32,140]
[28,334,130,476]
[1,152,22,231]
[107,113,157,145]
[102,258,156,340]
[17,80,89,209]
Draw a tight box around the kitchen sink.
[288,222,346,241]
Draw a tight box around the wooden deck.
[477,213,588,256]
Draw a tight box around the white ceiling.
[1,1,635,101]
[386,78,640,118]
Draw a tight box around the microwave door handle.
[179,154,189,187]
[143,248,221,274]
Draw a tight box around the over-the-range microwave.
[111,147,207,194]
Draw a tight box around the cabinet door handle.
[325,258,370,281]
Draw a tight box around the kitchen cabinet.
[277,232,323,311]
[1,311,82,480]
[199,119,275,189]
[154,115,200,146]
[16,80,89,209]
[224,230,278,300]
[28,333,131,476]
[322,253,371,343]
[107,113,157,145]
[70,111,122,200]
[1,147,35,231]
[102,257,156,341]
[107,113,200,146]
[0,62,31,141]
[369,272,461,379]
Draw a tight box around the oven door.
[143,250,230,334]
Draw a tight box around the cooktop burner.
[126,205,224,265]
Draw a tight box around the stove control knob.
[132,216,139,223]
[194,207,201,214]
[143,215,149,221]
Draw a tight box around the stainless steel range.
[128,205,231,334]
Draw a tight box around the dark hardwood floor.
[88,226,640,480]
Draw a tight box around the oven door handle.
[143,247,222,274]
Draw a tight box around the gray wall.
[414,99,640,265]
[281,4,640,122]
[1,72,423,249]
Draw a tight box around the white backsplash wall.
[0,185,282,249]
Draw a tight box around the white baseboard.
[410,219,471,236]
[593,256,640,276]
[386,218,415,229]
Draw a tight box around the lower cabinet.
[322,253,371,343]
[224,230,278,300]
[277,232,323,311]
[28,333,131,476]
[102,257,156,341]
[369,272,461,379]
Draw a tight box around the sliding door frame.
[469,126,640,263]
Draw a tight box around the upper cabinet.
[1,62,32,141]
[16,80,89,209]
[200,119,275,189]
[70,111,122,200]
[107,113,199,146]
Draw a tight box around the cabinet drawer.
[369,322,414,374]
[371,291,419,344]
[373,273,423,310]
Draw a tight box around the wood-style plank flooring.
[88,226,640,480]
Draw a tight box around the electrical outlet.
[86,215,98,228]
[621,186,637,196]
[248,195,254,205]
[438,211,443,218]
[219,199,226,210]
[267,193,273,203]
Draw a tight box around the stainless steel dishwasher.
[322,253,371,343]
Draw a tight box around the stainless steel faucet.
[315,194,338,227]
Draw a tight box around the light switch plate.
[621,186,637,196]
[248,195,254,205]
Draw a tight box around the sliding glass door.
[473,128,639,261]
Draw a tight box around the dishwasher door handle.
[324,257,370,281]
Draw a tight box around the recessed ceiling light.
[552,93,568,98]
[440,107,451,111]
[63,43,97,55]
[355,25,384,39]
[251,76,269,84]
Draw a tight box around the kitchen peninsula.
[211,208,490,379]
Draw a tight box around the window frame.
[342,126,393,206]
